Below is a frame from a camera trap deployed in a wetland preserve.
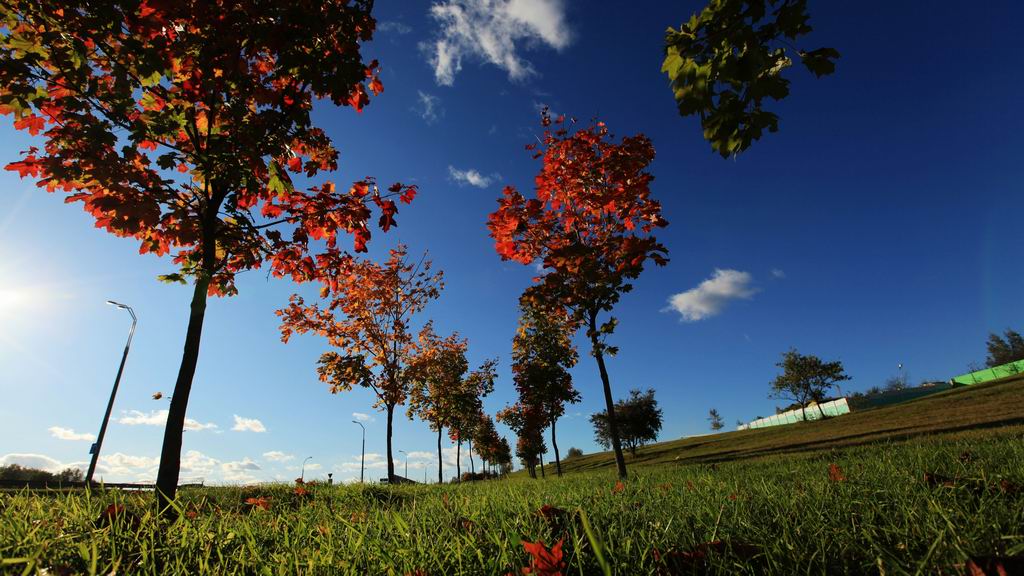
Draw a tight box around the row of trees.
[0,0,838,512]
[278,246,513,482]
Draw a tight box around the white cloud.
[48,426,95,441]
[0,453,65,472]
[427,0,571,85]
[180,450,219,477]
[116,409,217,431]
[352,412,374,423]
[448,165,500,188]
[771,268,786,279]
[231,415,266,433]
[413,90,443,124]
[221,458,261,482]
[407,451,435,460]
[263,451,294,462]
[665,269,759,322]
[378,21,412,35]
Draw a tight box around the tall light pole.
[86,301,137,485]
[352,420,365,483]
[399,449,408,480]
[301,456,313,482]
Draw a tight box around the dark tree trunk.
[589,311,628,479]
[539,453,546,479]
[455,438,461,481]
[551,417,562,477]
[468,438,475,474]
[437,425,443,484]
[386,402,395,481]
[155,274,210,514]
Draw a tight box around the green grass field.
[3,379,1023,575]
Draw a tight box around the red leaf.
[612,481,625,494]
[828,463,846,482]
[13,115,45,136]
[287,156,303,173]
[521,539,565,576]
[244,496,271,510]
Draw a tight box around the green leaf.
[800,47,840,78]
[157,273,187,284]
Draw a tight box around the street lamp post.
[301,456,313,482]
[352,420,365,483]
[85,301,137,485]
[399,449,408,480]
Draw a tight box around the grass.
[2,424,1024,574]
[554,375,1024,474]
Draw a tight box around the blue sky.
[1,1,1022,484]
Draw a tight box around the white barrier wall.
[737,398,850,431]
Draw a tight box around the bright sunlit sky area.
[1,1,1023,484]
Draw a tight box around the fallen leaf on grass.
[96,503,139,529]
[998,479,1021,495]
[243,497,271,511]
[657,483,673,493]
[612,481,625,494]
[455,517,477,533]
[535,505,569,532]
[828,463,846,482]
[922,472,1019,496]
[652,541,760,575]
[965,555,1024,576]
[521,539,565,576]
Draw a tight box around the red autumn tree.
[496,402,547,479]
[447,358,497,481]
[488,111,669,479]
[277,245,442,482]
[406,322,468,483]
[511,297,580,477]
[0,0,414,508]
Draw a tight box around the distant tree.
[986,329,1024,367]
[497,402,547,478]
[447,360,498,481]
[0,0,415,511]
[510,298,580,477]
[0,464,83,483]
[591,389,664,456]
[488,111,669,480]
[662,0,839,156]
[406,322,468,484]
[769,349,850,420]
[708,408,724,431]
[566,447,584,459]
[884,375,907,392]
[278,246,442,482]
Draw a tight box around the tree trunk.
[527,463,536,479]
[437,426,443,484]
[386,402,395,481]
[539,453,546,479]
[155,275,210,514]
[589,311,627,479]
[468,438,475,475]
[455,438,461,481]
[551,417,562,477]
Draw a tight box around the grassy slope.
[556,374,1024,474]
